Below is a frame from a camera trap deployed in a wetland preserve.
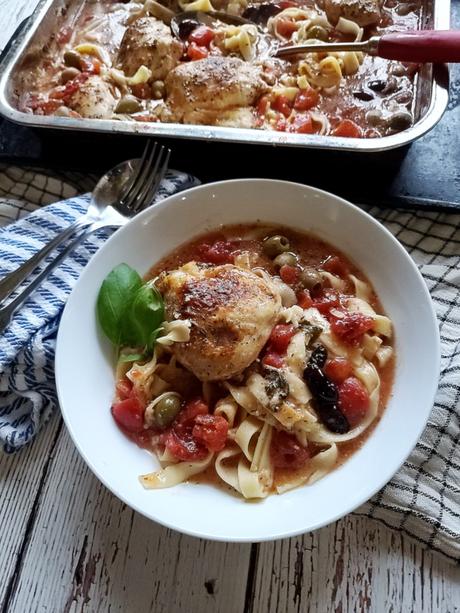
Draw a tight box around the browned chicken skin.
[68,75,118,118]
[164,56,269,124]
[157,263,281,381]
[323,0,381,26]
[117,16,183,80]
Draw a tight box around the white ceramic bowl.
[55,179,440,542]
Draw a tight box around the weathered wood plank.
[7,429,251,613]
[250,514,460,613]
[0,0,40,52]
[0,413,61,609]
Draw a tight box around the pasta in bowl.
[102,226,394,498]
[55,180,439,540]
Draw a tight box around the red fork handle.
[378,30,460,63]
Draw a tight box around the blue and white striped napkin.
[0,165,198,454]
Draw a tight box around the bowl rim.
[55,178,440,542]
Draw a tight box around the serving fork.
[0,141,171,332]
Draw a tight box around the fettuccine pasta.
[108,224,394,500]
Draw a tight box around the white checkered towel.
[0,164,458,563]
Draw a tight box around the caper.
[263,235,290,258]
[307,25,328,41]
[387,110,413,131]
[61,67,80,84]
[63,49,82,69]
[153,395,182,428]
[274,252,297,268]
[299,268,323,291]
[115,95,142,114]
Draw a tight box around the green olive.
[263,235,290,258]
[307,25,329,41]
[151,80,165,100]
[299,268,323,290]
[61,67,80,84]
[274,252,298,268]
[63,50,82,69]
[115,95,142,114]
[387,110,413,132]
[154,395,182,428]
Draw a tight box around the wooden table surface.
[1,3,459,612]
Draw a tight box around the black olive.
[243,2,282,24]
[177,18,201,40]
[368,79,386,92]
[353,89,374,102]
[309,345,328,370]
[303,348,350,434]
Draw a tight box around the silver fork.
[0,141,170,333]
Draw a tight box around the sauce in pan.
[15,0,422,138]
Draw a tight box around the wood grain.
[250,516,460,613]
[5,429,252,613]
[0,414,62,608]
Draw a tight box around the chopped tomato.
[279,264,300,285]
[257,95,270,116]
[272,95,292,118]
[329,310,374,346]
[49,72,89,101]
[35,99,62,115]
[288,113,315,134]
[131,83,151,99]
[189,25,215,47]
[112,397,144,433]
[332,119,363,138]
[294,88,319,111]
[177,398,209,425]
[116,378,133,400]
[275,117,287,131]
[262,351,284,369]
[192,414,228,452]
[297,289,313,309]
[165,428,208,461]
[338,377,370,427]
[312,288,340,314]
[324,357,353,384]
[79,55,102,75]
[198,240,237,264]
[269,324,296,354]
[322,255,349,278]
[131,428,158,450]
[187,42,208,61]
[276,18,298,38]
[271,430,310,469]
[57,26,72,45]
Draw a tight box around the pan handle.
[0,17,32,67]
[378,30,460,63]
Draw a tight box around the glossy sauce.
[15,0,423,137]
[146,224,395,491]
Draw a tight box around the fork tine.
[119,140,156,208]
[135,147,171,212]
[122,141,157,210]
[129,144,163,213]
[131,146,170,213]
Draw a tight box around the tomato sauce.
[144,224,395,491]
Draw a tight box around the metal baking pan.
[0,0,451,152]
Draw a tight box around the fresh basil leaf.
[97,263,142,345]
[122,284,165,350]
[118,352,145,364]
